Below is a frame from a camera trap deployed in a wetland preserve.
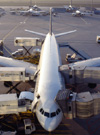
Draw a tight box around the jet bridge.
[59,65,100,85]
[56,90,100,119]
[14,37,43,56]
[0,67,34,93]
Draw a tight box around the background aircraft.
[64,5,78,12]
[19,7,49,16]
[10,6,49,16]
[72,10,93,17]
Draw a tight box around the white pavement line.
[80,17,88,24]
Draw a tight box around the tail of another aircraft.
[25,7,77,37]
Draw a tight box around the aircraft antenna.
[49,8,52,35]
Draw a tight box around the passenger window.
[56,110,59,115]
[40,108,43,112]
[44,112,49,117]
[40,108,44,114]
[58,108,61,113]
[41,110,44,114]
[56,108,61,115]
[51,112,56,117]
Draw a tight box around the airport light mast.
[30,0,32,7]
[70,0,72,5]
[91,0,93,12]
[49,8,52,35]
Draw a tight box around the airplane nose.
[44,120,58,131]
[44,113,63,132]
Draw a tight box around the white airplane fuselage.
[33,33,65,131]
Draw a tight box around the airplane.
[30,5,42,11]
[64,5,78,12]
[10,6,49,16]
[18,7,49,16]
[72,10,93,17]
[0,8,100,132]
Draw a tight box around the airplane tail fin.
[25,8,53,36]
[49,7,52,35]
[25,7,77,37]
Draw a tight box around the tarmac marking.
[32,134,72,135]
[3,17,28,41]
[80,17,88,24]
[36,130,71,133]
[37,130,71,131]
[35,123,70,126]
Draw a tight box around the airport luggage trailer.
[0,93,36,134]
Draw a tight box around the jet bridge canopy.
[59,65,100,84]
[14,37,43,46]
[0,67,25,82]
[0,67,35,82]
[14,37,43,56]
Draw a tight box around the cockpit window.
[51,112,56,117]
[40,108,43,112]
[44,112,49,117]
[41,110,44,114]
[39,108,61,118]
[56,108,61,115]
[40,108,44,114]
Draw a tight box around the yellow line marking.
[3,23,19,41]
[3,46,13,56]
[24,17,28,22]
[3,17,28,42]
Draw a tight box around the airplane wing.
[38,10,46,13]
[55,30,77,38]
[37,10,49,15]
[18,10,30,15]
[72,13,76,16]
[10,11,16,13]
[25,29,46,37]
[0,56,37,75]
[19,10,29,13]
[81,12,85,16]
[83,12,93,15]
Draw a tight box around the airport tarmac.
[0,7,100,135]
[0,0,100,7]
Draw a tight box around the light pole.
[70,0,72,6]
[30,0,32,7]
[91,0,93,12]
